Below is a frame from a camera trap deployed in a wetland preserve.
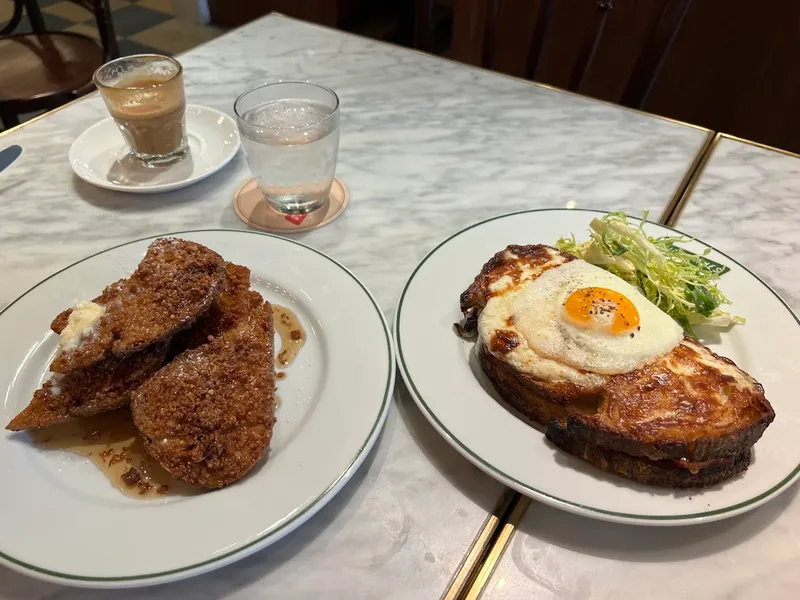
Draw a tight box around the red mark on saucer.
[284,214,308,225]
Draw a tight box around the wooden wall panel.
[645,0,800,153]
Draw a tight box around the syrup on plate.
[273,304,306,369]
[28,305,305,499]
[30,409,194,498]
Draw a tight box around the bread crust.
[466,245,775,488]
[50,238,226,374]
[131,302,276,489]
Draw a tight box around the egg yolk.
[563,287,640,335]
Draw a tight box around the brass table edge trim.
[462,494,531,600]
[660,130,718,226]
[665,131,800,227]
[0,92,96,138]
[719,132,800,160]
[442,489,516,600]
[663,131,721,226]
[267,14,711,135]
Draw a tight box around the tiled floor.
[1,0,225,57]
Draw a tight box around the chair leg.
[24,0,46,33]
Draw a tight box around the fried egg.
[478,259,683,376]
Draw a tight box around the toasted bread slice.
[546,418,752,488]
[168,262,264,356]
[479,340,774,464]
[465,244,774,488]
[131,302,276,489]
[6,343,168,431]
[50,238,226,374]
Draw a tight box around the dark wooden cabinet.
[517,0,670,102]
[441,0,800,154]
[208,0,343,28]
[644,0,800,154]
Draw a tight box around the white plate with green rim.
[0,230,394,587]
[395,209,800,526]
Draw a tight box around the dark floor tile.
[12,16,32,35]
[42,12,73,31]
[117,36,163,57]
[106,4,171,37]
[7,12,72,33]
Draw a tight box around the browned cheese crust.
[49,238,226,374]
[464,244,775,488]
[131,302,276,489]
[459,244,575,336]
[6,343,169,431]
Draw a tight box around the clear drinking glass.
[234,82,340,215]
[94,54,188,168]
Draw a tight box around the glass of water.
[234,82,340,215]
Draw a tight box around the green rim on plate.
[0,229,394,583]
[396,208,800,522]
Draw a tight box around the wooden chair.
[418,0,693,109]
[0,0,119,129]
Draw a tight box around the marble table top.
[480,135,800,600]
[0,14,709,599]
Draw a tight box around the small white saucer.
[69,105,240,194]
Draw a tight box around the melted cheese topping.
[479,260,682,377]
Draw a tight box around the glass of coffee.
[94,54,188,168]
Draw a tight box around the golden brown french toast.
[6,343,168,431]
[131,302,276,489]
[168,262,264,356]
[50,238,226,374]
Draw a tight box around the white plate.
[0,230,394,587]
[396,209,800,526]
[69,105,240,194]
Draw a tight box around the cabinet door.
[645,0,800,154]
[486,0,670,104]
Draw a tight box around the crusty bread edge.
[478,343,760,488]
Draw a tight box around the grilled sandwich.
[459,244,774,488]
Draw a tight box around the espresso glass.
[94,55,188,168]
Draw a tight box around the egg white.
[478,260,683,376]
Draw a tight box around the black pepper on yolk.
[563,287,640,335]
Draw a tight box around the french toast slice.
[464,244,775,488]
[131,301,276,489]
[168,262,264,356]
[50,238,226,374]
[6,343,168,431]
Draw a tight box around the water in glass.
[240,99,339,214]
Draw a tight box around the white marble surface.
[676,137,800,311]
[0,14,708,598]
[481,136,800,600]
